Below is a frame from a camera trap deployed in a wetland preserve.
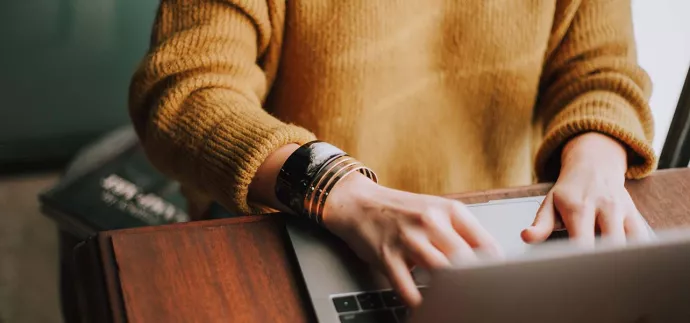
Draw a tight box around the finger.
[561,203,596,248]
[596,206,626,245]
[430,225,478,266]
[624,213,652,242]
[521,193,556,244]
[382,249,422,307]
[449,203,503,258]
[400,230,451,269]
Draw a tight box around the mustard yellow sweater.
[129,0,656,216]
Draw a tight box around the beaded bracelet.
[275,141,378,223]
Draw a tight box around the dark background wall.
[0,0,158,171]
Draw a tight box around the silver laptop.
[285,196,689,323]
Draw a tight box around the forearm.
[129,0,316,215]
[534,0,655,181]
[561,132,628,176]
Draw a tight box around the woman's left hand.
[522,132,652,246]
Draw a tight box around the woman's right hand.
[248,144,502,307]
[322,173,502,307]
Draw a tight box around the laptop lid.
[410,228,690,323]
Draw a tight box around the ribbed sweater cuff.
[203,118,315,214]
[165,89,318,215]
[536,92,657,181]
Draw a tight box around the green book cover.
[40,145,190,236]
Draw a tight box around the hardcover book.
[39,127,232,239]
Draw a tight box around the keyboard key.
[333,296,359,313]
[394,307,410,322]
[357,292,384,310]
[381,290,403,307]
[339,309,397,323]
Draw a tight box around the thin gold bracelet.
[304,156,357,221]
[311,162,364,223]
[303,156,377,224]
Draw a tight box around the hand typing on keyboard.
[520,133,652,247]
[322,173,503,307]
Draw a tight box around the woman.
[129,0,655,306]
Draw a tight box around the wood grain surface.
[108,216,313,323]
[82,168,690,323]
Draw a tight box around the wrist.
[322,172,381,231]
[273,141,379,223]
[248,143,300,213]
[561,132,627,175]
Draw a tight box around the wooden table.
[74,168,690,323]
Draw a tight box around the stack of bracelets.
[275,141,378,224]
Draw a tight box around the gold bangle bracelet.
[313,165,370,224]
[303,155,377,224]
[311,162,364,223]
[305,158,361,221]
[304,156,357,221]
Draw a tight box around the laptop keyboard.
[332,288,423,322]
[329,231,570,322]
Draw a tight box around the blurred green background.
[0,0,158,171]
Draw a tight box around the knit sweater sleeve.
[128,0,315,214]
[534,0,656,181]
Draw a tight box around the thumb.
[521,193,556,244]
